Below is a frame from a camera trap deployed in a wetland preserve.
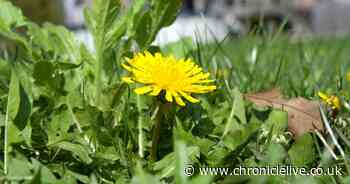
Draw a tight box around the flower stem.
[137,95,144,158]
[151,103,162,161]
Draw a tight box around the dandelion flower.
[122,52,216,106]
[318,92,341,111]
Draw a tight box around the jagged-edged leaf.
[150,0,182,28]
[29,168,42,184]
[154,146,199,179]
[0,1,29,50]
[47,106,73,145]
[0,1,26,28]
[131,163,162,184]
[33,61,66,96]
[264,110,288,136]
[85,0,121,47]
[222,121,260,151]
[135,0,182,49]
[31,159,59,184]
[222,88,247,138]
[33,61,55,86]
[8,157,32,177]
[288,133,316,167]
[174,140,188,184]
[55,142,92,164]
[135,12,152,49]
[6,72,31,131]
[28,23,81,63]
[0,58,10,81]
[13,84,31,130]
[262,143,287,165]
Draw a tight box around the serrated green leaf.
[13,84,31,130]
[131,162,162,184]
[174,119,215,156]
[33,61,55,86]
[31,159,58,184]
[222,122,260,151]
[0,58,10,81]
[134,0,182,49]
[0,1,26,28]
[47,106,73,145]
[175,140,188,184]
[263,143,286,165]
[288,133,316,167]
[222,88,247,138]
[135,12,152,49]
[66,170,90,184]
[0,1,30,50]
[150,0,182,28]
[28,23,81,63]
[7,69,20,120]
[154,146,199,179]
[8,157,32,177]
[86,0,121,49]
[264,110,288,136]
[55,142,92,164]
[28,168,42,184]
[73,105,100,128]
[6,72,31,145]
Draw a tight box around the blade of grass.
[319,105,347,173]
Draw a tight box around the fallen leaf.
[245,88,324,138]
[244,88,286,108]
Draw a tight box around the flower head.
[318,92,341,111]
[122,52,216,106]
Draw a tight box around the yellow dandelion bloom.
[122,52,216,106]
[318,92,341,111]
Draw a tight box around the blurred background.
[12,0,350,46]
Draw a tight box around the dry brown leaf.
[244,88,324,138]
[244,88,286,108]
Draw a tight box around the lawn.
[0,0,350,184]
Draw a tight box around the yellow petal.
[318,92,328,101]
[195,79,215,83]
[150,87,162,96]
[332,96,341,110]
[165,91,173,102]
[179,91,200,103]
[175,96,185,106]
[122,77,134,84]
[122,63,133,71]
[134,86,153,95]
[172,91,186,106]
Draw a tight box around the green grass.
[166,36,350,96]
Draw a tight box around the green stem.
[151,103,162,161]
[137,95,144,158]
[150,100,173,161]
